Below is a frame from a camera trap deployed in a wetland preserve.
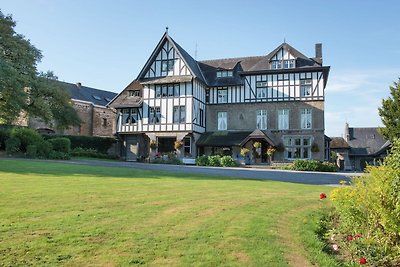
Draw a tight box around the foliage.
[195,155,209,166]
[253,141,262,148]
[266,147,276,157]
[174,140,183,150]
[5,137,20,154]
[378,78,400,142]
[10,127,42,152]
[48,151,71,160]
[26,144,37,158]
[311,143,320,153]
[208,155,222,167]
[35,140,53,158]
[240,147,250,157]
[70,147,118,159]
[0,128,11,149]
[0,11,80,128]
[290,160,337,172]
[48,137,71,153]
[43,134,116,154]
[220,155,239,167]
[152,152,181,165]
[328,139,400,266]
[149,140,157,150]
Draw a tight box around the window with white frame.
[300,79,312,97]
[149,107,161,124]
[256,110,268,130]
[218,112,227,130]
[161,59,174,72]
[173,106,186,123]
[130,109,138,124]
[256,87,267,99]
[301,108,312,129]
[216,70,233,78]
[122,109,130,125]
[217,89,228,103]
[184,137,191,157]
[128,90,141,97]
[283,136,312,159]
[284,59,295,69]
[278,109,289,130]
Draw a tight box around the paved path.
[43,159,361,185]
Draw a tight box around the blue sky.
[1,0,399,137]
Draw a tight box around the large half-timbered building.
[109,32,330,162]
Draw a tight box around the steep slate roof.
[196,131,252,146]
[59,81,117,107]
[330,137,350,149]
[346,127,390,156]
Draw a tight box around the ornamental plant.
[253,141,262,148]
[174,140,183,150]
[240,147,250,157]
[149,140,157,150]
[328,138,400,266]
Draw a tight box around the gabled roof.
[239,129,276,147]
[137,32,206,84]
[330,137,350,149]
[346,127,390,156]
[58,81,117,107]
[108,80,143,108]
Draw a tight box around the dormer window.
[92,95,102,100]
[216,70,233,78]
[271,59,295,69]
[161,59,174,72]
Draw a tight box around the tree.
[0,10,80,129]
[378,78,400,142]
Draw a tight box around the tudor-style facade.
[109,32,330,162]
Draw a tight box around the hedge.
[44,135,116,154]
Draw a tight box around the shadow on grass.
[0,158,267,183]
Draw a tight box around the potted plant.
[240,147,250,165]
[311,143,320,153]
[266,147,276,165]
[149,140,157,150]
[253,142,262,163]
[174,140,183,150]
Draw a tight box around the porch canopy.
[196,131,252,147]
[196,130,276,147]
[239,129,276,147]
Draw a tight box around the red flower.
[360,257,367,264]
[347,235,353,241]
[319,193,327,199]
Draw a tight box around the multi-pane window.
[128,90,141,97]
[184,137,191,157]
[256,87,267,99]
[271,60,282,70]
[216,70,233,78]
[256,110,268,130]
[278,109,289,130]
[300,80,312,97]
[271,60,295,69]
[284,136,312,159]
[284,59,295,69]
[218,112,227,130]
[301,108,312,129]
[217,89,228,103]
[155,84,180,98]
[161,59,174,72]
[122,109,130,125]
[173,106,186,123]
[130,109,138,124]
[149,107,161,124]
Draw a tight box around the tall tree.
[0,10,80,129]
[378,78,400,142]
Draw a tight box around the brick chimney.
[315,43,322,64]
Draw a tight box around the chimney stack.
[315,43,322,64]
[76,82,82,88]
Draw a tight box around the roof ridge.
[199,55,265,63]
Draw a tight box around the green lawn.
[0,159,334,266]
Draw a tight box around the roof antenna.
[194,42,198,60]
[165,26,169,33]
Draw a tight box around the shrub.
[328,139,400,266]
[208,155,222,167]
[48,137,71,153]
[26,145,37,158]
[195,155,209,166]
[0,128,11,150]
[35,140,53,158]
[220,155,238,167]
[70,147,118,159]
[5,137,21,155]
[48,151,71,160]
[11,127,42,152]
[43,134,116,154]
[290,159,336,172]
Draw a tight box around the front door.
[126,136,138,161]
[158,137,175,153]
